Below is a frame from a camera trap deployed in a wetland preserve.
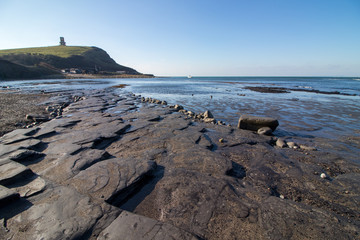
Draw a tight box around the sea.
[1,76,360,163]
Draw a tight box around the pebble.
[287,142,297,148]
[276,138,287,148]
[320,173,327,179]
[257,127,273,136]
[219,138,224,143]
[300,145,317,151]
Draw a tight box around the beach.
[0,85,359,239]
[0,91,53,136]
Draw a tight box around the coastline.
[0,87,359,239]
[63,73,155,79]
[0,73,155,81]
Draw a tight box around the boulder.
[238,115,279,131]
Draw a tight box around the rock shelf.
[0,88,359,239]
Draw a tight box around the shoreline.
[0,73,155,81]
[0,88,359,239]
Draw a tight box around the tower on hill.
[59,37,66,46]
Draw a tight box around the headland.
[0,45,153,80]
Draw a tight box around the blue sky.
[0,0,359,76]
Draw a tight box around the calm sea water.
[2,77,360,162]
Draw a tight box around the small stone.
[25,114,34,121]
[219,138,224,143]
[203,118,215,123]
[187,111,194,117]
[300,145,317,151]
[287,142,296,148]
[174,104,184,110]
[204,110,214,119]
[276,138,287,148]
[279,195,285,199]
[320,173,327,179]
[45,106,54,112]
[161,101,167,105]
[257,127,273,136]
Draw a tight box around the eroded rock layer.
[0,88,359,239]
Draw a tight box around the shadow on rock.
[110,165,165,212]
[226,161,246,179]
[0,198,33,225]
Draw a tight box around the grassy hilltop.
[0,45,143,80]
[0,46,91,58]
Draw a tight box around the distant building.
[61,68,82,74]
[70,68,81,74]
[59,37,66,46]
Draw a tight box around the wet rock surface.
[244,86,358,96]
[0,88,359,239]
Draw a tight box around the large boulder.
[238,114,279,131]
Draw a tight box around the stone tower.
[59,37,66,46]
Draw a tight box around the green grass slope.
[0,46,91,58]
[0,45,140,80]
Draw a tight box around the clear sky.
[0,0,359,76]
